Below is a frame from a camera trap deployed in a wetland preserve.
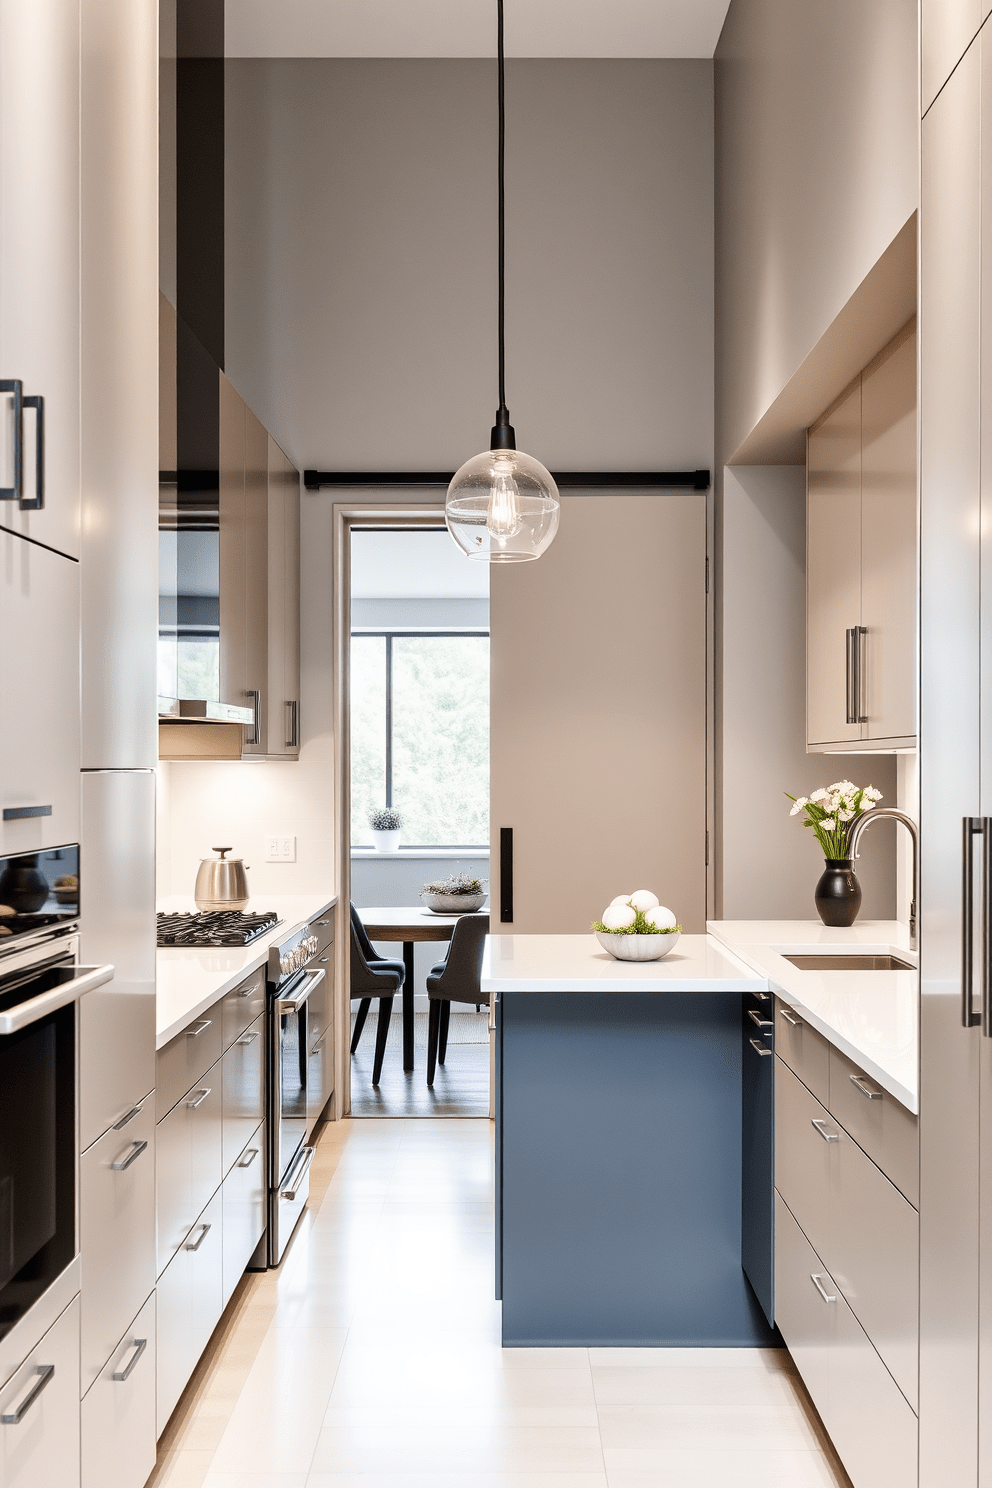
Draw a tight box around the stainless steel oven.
[267,922,324,1265]
[0,846,112,1341]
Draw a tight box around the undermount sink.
[781,953,915,973]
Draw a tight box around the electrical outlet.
[264,836,281,863]
[279,836,296,862]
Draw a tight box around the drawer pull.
[849,1073,882,1101]
[319,957,329,963]
[779,1008,803,1028]
[1,1364,55,1425]
[747,1009,773,1028]
[748,1037,773,1057]
[186,1087,212,1109]
[112,1104,143,1130]
[235,1030,260,1046]
[185,1222,211,1252]
[187,1018,212,1038]
[238,981,261,998]
[810,1273,837,1304]
[111,1138,148,1171]
[237,1147,259,1168]
[752,991,770,1001]
[112,1337,147,1382]
[317,919,330,926]
[811,1118,839,1143]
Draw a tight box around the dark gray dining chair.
[350,903,405,1086]
[426,914,490,1087]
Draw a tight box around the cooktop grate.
[157,910,279,948]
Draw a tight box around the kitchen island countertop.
[156,893,336,1049]
[481,932,764,993]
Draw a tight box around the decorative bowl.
[423,892,487,915]
[595,930,681,962]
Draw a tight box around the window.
[351,632,489,847]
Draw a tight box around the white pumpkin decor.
[592,891,681,962]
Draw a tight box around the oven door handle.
[280,1144,315,1199]
[0,963,114,1035]
[277,967,325,1016]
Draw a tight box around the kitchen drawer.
[156,1007,223,1120]
[774,997,830,1104]
[221,966,266,1050]
[775,1057,833,1256]
[311,910,334,959]
[0,1294,80,1488]
[306,961,332,1045]
[222,1125,265,1309]
[775,1195,916,1488]
[156,1066,222,1275]
[79,1099,155,1391]
[829,1044,919,1206]
[80,1293,155,1488]
[156,1188,223,1436]
[222,1016,264,1174]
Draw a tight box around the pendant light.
[445,0,560,563]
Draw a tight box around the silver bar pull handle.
[846,627,857,724]
[1,1365,54,1425]
[749,1037,773,1057]
[280,1145,315,1199]
[113,1104,143,1130]
[277,967,325,1015]
[856,624,868,723]
[20,393,43,510]
[187,1018,212,1038]
[185,1223,211,1252]
[112,1337,147,1382]
[488,994,497,1033]
[185,1087,211,1110]
[779,1008,803,1028]
[964,817,983,1028]
[810,1273,837,1304]
[286,699,299,748]
[246,689,260,746]
[983,819,992,1037]
[237,1147,259,1168]
[811,1118,839,1143]
[747,1009,773,1028]
[849,1073,882,1101]
[235,1030,259,1046]
[111,1139,148,1172]
[0,379,23,501]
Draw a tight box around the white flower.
[823,817,836,832]
[865,786,883,801]
[839,808,853,821]
[790,797,809,816]
[810,789,828,804]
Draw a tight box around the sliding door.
[490,491,707,934]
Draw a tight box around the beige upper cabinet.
[922,0,985,114]
[806,322,918,753]
[266,435,301,759]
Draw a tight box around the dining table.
[356,905,487,1071]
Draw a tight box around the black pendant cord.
[491,0,515,450]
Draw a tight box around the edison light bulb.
[487,457,522,538]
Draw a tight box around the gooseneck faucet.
[847,808,919,953]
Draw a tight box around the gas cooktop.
[156,910,280,948]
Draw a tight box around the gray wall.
[224,58,714,473]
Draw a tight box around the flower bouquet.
[787,781,882,926]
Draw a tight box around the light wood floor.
[349,1008,490,1118]
[147,1116,852,1488]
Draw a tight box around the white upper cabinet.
[0,0,81,561]
[806,322,918,753]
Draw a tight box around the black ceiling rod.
[303,469,711,492]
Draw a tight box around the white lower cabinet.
[776,1195,917,1488]
[156,1068,223,1275]
[79,1100,155,1393]
[80,1293,155,1488]
[0,1295,80,1488]
[222,1125,266,1309]
[156,1189,223,1436]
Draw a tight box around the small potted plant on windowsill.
[369,807,402,853]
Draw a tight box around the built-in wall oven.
[267,922,324,1265]
[0,847,113,1341]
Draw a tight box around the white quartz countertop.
[707,920,918,1113]
[156,893,336,1049]
[481,933,765,993]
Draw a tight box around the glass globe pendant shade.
[445,447,560,562]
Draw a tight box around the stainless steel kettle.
[194,848,249,911]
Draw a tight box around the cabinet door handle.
[286,699,299,748]
[246,689,261,746]
[748,1037,773,1057]
[846,626,858,724]
[752,990,770,1001]
[747,1009,773,1028]
[237,1147,259,1168]
[779,1008,802,1028]
[1,1364,54,1425]
[187,1018,212,1038]
[280,1144,315,1198]
[111,1139,148,1172]
[112,1337,147,1382]
[849,1073,882,1101]
[317,919,330,926]
[186,1087,211,1109]
[185,1222,211,1252]
[19,394,43,510]
[2,804,52,822]
[856,624,868,723]
[235,1030,259,1046]
[963,817,985,1028]
[810,1273,837,1304]
[811,1117,839,1143]
[0,379,23,501]
[113,1104,143,1130]
[238,982,260,999]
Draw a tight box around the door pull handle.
[0,380,23,501]
[235,1030,259,1046]
[963,817,985,1028]
[111,1139,148,1172]
[747,1009,773,1028]
[187,1018,212,1038]
[849,1073,882,1101]
[811,1118,839,1143]
[810,1273,837,1304]
[186,1087,211,1109]
[112,1337,147,1382]
[748,1037,773,1057]
[185,1223,211,1252]
[246,689,261,746]
[779,1008,803,1028]
[237,1147,259,1168]
[1,1364,55,1425]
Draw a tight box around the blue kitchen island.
[483,933,776,1347]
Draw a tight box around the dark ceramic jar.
[814,858,862,928]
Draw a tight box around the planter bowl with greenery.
[369,807,402,853]
[419,872,488,914]
[592,890,682,962]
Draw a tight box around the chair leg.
[350,998,371,1054]
[372,996,393,1086]
[427,1000,441,1087]
[438,1000,451,1065]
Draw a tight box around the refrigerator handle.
[0,380,23,501]
[19,394,43,510]
[963,816,984,1028]
[983,820,992,1037]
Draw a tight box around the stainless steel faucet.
[847,807,919,953]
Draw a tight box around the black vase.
[0,854,49,914]
[814,858,862,928]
